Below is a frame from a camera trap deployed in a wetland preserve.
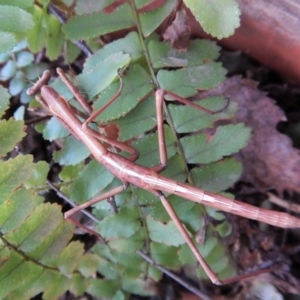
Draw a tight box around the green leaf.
[0,186,111,298]
[139,0,176,36]
[75,0,114,15]
[122,276,158,296]
[181,124,251,164]
[0,0,33,8]
[0,60,17,81]
[27,5,46,53]
[97,257,120,280]
[169,96,236,133]
[0,5,34,32]
[0,155,34,202]
[133,125,177,168]
[9,71,26,96]
[152,195,195,223]
[191,158,242,193]
[108,227,145,253]
[16,51,34,68]
[0,188,43,232]
[59,162,84,181]
[0,32,17,53]
[0,52,10,63]
[24,161,49,188]
[63,3,135,40]
[53,135,91,166]
[146,216,186,246]
[115,94,156,141]
[150,241,181,269]
[43,117,70,141]
[149,39,220,68]
[45,13,64,60]
[84,32,143,71]
[87,278,120,297]
[98,206,141,239]
[78,52,131,99]
[0,85,11,118]
[93,64,154,122]
[157,63,227,97]
[70,159,115,204]
[184,0,240,39]
[78,253,100,277]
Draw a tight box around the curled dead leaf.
[197,76,300,195]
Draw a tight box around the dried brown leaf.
[163,9,190,50]
[197,76,300,195]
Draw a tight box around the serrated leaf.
[181,123,251,164]
[57,241,85,275]
[93,64,154,122]
[132,125,177,168]
[157,63,227,97]
[63,3,135,40]
[78,253,100,277]
[146,215,186,246]
[87,278,120,298]
[139,0,176,36]
[152,195,195,223]
[24,161,49,188]
[70,159,115,204]
[0,32,17,53]
[59,162,84,181]
[184,0,240,39]
[75,0,114,15]
[5,203,64,252]
[0,119,26,156]
[53,135,91,166]
[0,85,10,117]
[108,227,145,253]
[0,0,33,9]
[0,155,34,202]
[43,117,70,141]
[97,257,120,280]
[0,5,34,32]
[98,206,141,239]
[0,188,43,232]
[115,95,156,141]
[150,241,181,269]
[122,276,158,296]
[149,39,220,68]
[78,52,131,99]
[84,32,143,71]
[191,158,242,193]
[169,96,236,133]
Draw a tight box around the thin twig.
[48,5,93,57]
[268,192,300,214]
[137,250,211,300]
[46,180,101,224]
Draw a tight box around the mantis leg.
[57,68,139,161]
[153,89,229,172]
[152,190,277,285]
[64,183,128,219]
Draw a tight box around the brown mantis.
[28,68,300,286]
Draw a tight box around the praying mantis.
[27,68,300,286]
